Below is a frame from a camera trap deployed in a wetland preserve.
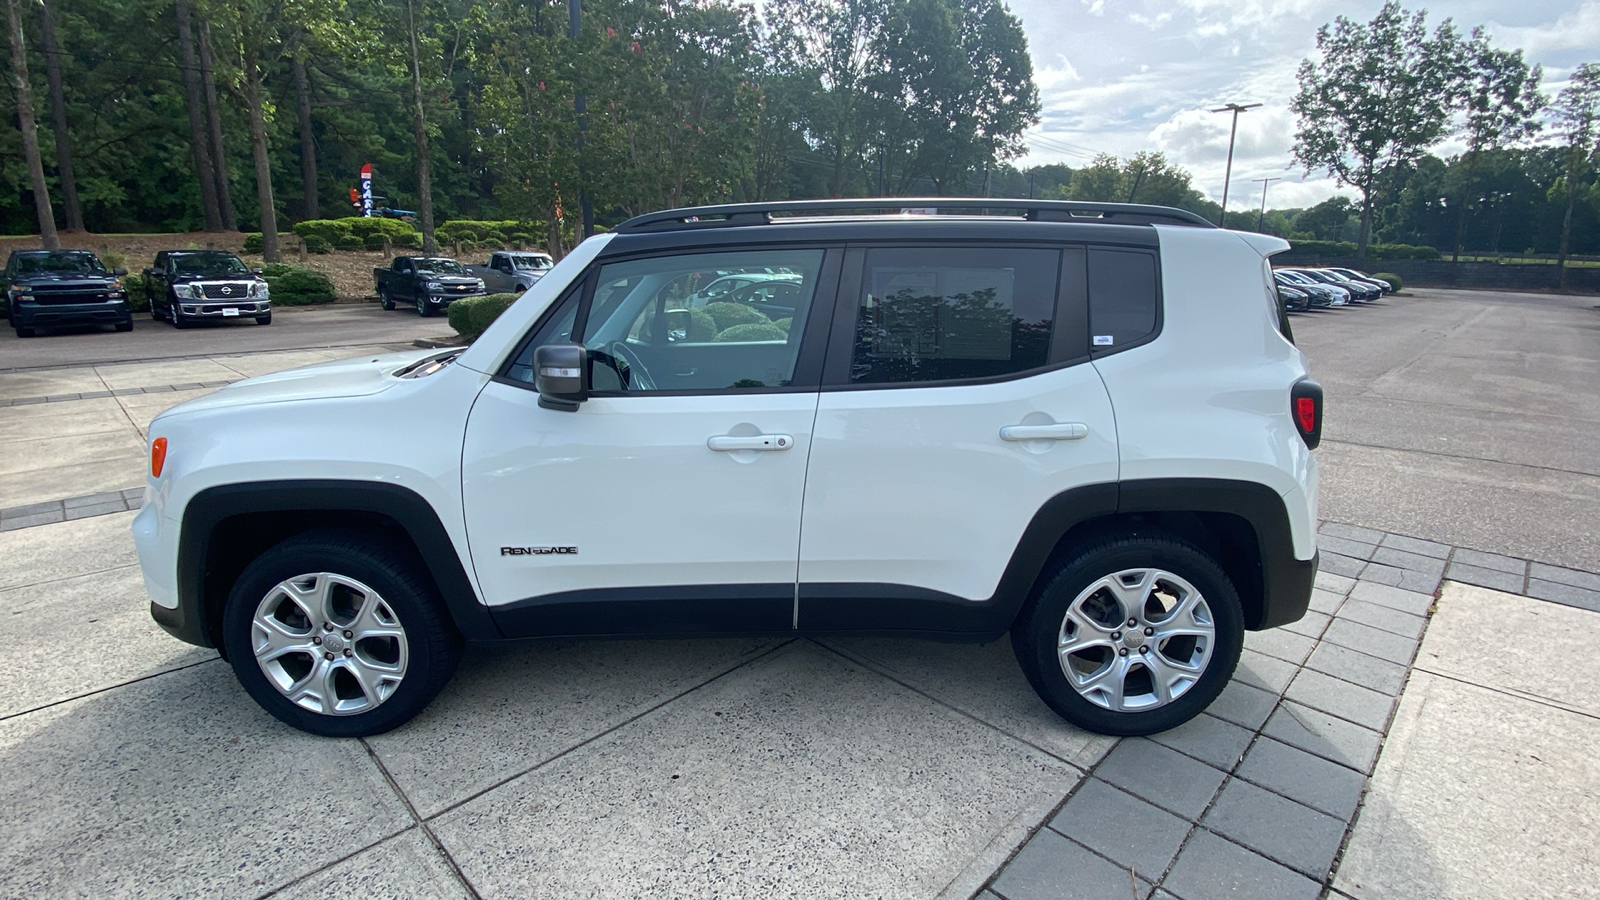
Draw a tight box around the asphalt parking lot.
[0,289,1596,898]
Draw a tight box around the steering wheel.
[606,341,657,391]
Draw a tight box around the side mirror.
[251,267,264,275]
[112,267,128,277]
[534,343,588,411]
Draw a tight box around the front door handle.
[999,423,1088,442]
[708,434,794,452]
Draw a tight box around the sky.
[1004,0,1600,212]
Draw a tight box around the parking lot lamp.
[1211,102,1262,227]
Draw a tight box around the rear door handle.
[999,423,1088,442]
[708,434,794,452]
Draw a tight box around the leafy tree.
[5,0,58,247]
[1295,196,1357,241]
[1552,63,1600,287]
[1448,30,1543,260]
[1291,1,1465,258]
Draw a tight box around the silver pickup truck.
[463,250,555,294]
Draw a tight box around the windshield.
[11,251,107,275]
[510,255,552,270]
[415,258,466,275]
[172,252,248,277]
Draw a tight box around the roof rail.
[611,198,1218,234]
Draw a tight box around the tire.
[415,293,432,317]
[1011,531,1244,736]
[15,324,35,337]
[221,528,462,737]
[379,286,394,311]
[115,321,133,332]
[255,312,272,326]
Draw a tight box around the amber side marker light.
[150,437,168,478]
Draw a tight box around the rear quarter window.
[1087,247,1159,354]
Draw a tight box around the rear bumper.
[1260,551,1318,629]
[13,301,131,327]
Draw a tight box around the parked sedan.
[1276,270,1344,307]
[1327,267,1393,294]
[1289,268,1379,303]
[1277,284,1311,313]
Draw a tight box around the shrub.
[684,308,717,341]
[773,317,792,333]
[346,217,416,239]
[263,264,338,305]
[446,295,478,336]
[292,217,417,248]
[363,233,390,252]
[468,293,518,335]
[334,234,364,252]
[393,231,422,250]
[702,301,768,331]
[437,219,530,248]
[509,232,536,247]
[303,234,332,254]
[1373,272,1402,291]
[101,250,127,271]
[122,273,151,312]
[1370,243,1440,260]
[1285,239,1358,258]
[714,322,788,342]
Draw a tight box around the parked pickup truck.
[374,256,486,317]
[145,250,271,328]
[3,249,131,337]
[464,250,555,294]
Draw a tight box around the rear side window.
[849,247,1059,384]
[1087,247,1158,353]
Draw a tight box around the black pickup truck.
[373,256,486,317]
[2,249,132,337]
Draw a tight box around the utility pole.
[569,0,593,239]
[1210,102,1261,227]
[1253,177,1281,231]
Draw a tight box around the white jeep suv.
[133,199,1321,738]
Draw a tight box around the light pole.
[1253,177,1281,231]
[1210,102,1261,227]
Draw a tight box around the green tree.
[1552,63,1600,287]
[1448,30,1543,261]
[1291,1,1465,258]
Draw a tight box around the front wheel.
[115,321,133,332]
[379,285,394,311]
[1011,532,1244,736]
[415,293,433,317]
[221,529,462,737]
[255,312,272,326]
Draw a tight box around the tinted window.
[850,247,1058,384]
[1087,248,1158,352]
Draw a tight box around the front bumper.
[427,290,486,306]
[13,301,131,327]
[177,300,270,318]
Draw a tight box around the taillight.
[1290,379,1322,449]
[150,437,168,478]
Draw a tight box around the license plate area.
[222,308,239,317]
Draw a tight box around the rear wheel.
[15,324,35,337]
[222,529,461,737]
[1012,531,1244,736]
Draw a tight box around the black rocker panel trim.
[490,584,793,638]
[170,480,501,649]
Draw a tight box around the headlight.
[475,279,485,290]
[426,281,443,291]
[11,284,31,293]
[187,284,205,299]
[250,281,269,298]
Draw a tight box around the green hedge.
[436,219,537,248]
[1372,272,1403,291]
[701,301,768,331]
[262,263,338,305]
[122,273,151,312]
[303,234,332,254]
[394,232,423,250]
[1284,239,1441,261]
[447,292,520,339]
[243,233,263,254]
[714,322,787,342]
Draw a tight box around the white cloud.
[1004,0,1592,210]
[1485,2,1600,57]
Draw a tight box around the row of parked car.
[2,248,272,337]
[1273,267,1393,311]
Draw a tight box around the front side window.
[849,247,1059,385]
[506,249,825,392]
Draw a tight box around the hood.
[12,272,118,286]
[153,348,445,420]
[419,273,479,283]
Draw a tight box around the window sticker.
[1094,335,1114,346]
